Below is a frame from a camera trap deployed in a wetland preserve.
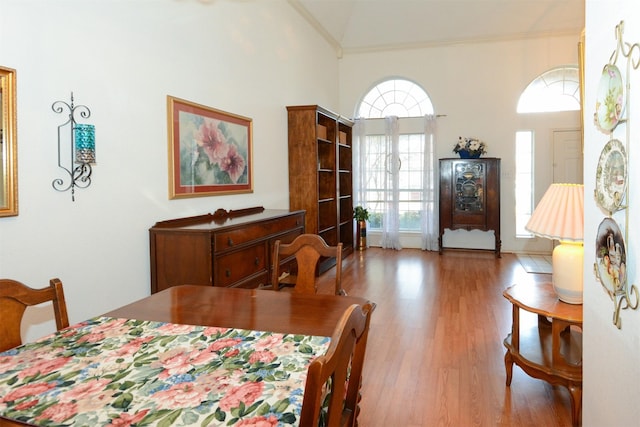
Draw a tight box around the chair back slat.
[0,278,70,352]
[271,233,345,295]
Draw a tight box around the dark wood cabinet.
[286,105,354,272]
[149,207,305,293]
[439,158,501,257]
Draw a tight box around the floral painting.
[168,96,252,198]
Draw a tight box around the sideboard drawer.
[214,213,305,251]
[215,243,267,287]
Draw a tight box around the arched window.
[358,78,434,118]
[355,78,436,238]
[517,66,580,113]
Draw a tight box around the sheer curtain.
[353,118,367,209]
[421,114,439,251]
[353,115,438,251]
[380,116,402,249]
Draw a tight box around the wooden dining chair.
[0,278,70,352]
[271,233,346,295]
[299,302,375,427]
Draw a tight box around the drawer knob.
[254,257,260,266]
[227,237,234,246]
[225,269,231,277]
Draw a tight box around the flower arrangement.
[453,137,487,158]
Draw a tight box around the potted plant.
[353,206,369,250]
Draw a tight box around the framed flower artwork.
[167,96,253,198]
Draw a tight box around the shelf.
[339,197,353,224]
[503,282,583,427]
[503,327,582,381]
[287,105,354,267]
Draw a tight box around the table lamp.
[525,183,584,304]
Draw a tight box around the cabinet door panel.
[152,232,212,292]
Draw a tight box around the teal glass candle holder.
[74,124,95,163]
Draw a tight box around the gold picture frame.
[0,66,18,217]
[167,96,253,199]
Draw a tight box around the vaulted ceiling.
[289,0,585,55]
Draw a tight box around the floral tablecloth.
[0,316,330,426]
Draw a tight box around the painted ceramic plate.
[595,64,625,133]
[595,217,627,296]
[595,139,627,214]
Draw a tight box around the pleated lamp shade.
[526,183,584,304]
[525,183,584,242]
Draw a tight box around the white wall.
[2,1,639,423]
[338,36,581,253]
[583,1,640,425]
[0,0,340,340]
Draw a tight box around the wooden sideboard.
[149,207,305,293]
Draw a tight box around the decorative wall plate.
[595,64,625,133]
[595,217,627,297]
[595,139,627,214]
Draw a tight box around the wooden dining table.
[0,285,374,427]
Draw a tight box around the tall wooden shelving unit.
[287,105,354,272]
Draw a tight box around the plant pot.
[356,220,367,250]
[458,150,481,159]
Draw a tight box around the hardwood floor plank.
[316,248,572,426]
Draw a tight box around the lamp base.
[552,241,584,304]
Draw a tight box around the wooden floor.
[316,248,573,427]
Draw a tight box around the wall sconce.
[525,183,584,304]
[51,92,95,201]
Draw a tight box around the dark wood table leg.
[504,350,514,386]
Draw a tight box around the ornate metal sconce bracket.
[51,92,94,201]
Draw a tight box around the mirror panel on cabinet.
[0,66,17,217]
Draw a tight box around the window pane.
[366,133,425,231]
[359,78,434,118]
[515,131,534,237]
[517,66,580,113]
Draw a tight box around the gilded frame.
[0,66,18,217]
[167,96,253,199]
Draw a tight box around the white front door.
[553,129,583,184]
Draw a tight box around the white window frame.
[356,78,434,233]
